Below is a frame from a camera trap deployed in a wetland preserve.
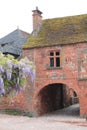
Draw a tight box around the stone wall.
[22,43,87,116]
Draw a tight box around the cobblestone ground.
[0,104,87,130]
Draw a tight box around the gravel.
[0,104,87,130]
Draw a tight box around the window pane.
[56,52,60,56]
[56,57,60,67]
[50,52,54,56]
[50,58,54,67]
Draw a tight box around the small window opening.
[50,52,54,56]
[50,58,54,67]
[56,57,60,67]
[56,52,60,56]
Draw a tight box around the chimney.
[32,7,43,36]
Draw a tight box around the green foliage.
[0,108,34,117]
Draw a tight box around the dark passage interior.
[37,83,78,115]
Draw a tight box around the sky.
[0,0,87,38]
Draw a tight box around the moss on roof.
[23,14,87,48]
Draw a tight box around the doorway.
[37,83,75,115]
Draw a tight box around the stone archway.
[33,83,79,115]
[69,88,79,105]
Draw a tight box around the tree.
[0,52,35,97]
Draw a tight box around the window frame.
[48,50,61,68]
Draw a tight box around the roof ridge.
[43,13,87,21]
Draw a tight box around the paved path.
[0,104,87,130]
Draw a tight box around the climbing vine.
[0,52,35,97]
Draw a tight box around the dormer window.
[49,51,60,68]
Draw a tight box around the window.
[49,51,60,68]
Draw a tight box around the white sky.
[0,0,87,38]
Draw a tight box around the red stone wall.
[23,42,87,117]
[0,92,26,110]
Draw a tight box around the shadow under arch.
[34,83,80,116]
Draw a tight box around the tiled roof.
[0,29,29,56]
[23,14,87,48]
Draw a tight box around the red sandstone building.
[23,8,87,117]
[0,8,87,117]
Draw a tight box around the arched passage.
[35,83,79,115]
